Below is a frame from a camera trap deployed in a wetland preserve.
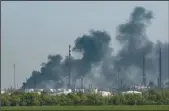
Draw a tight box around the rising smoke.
[23,6,169,89]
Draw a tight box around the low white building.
[1,90,5,94]
[75,89,85,93]
[23,89,41,94]
[99,91,111,97]
[34,89,43,92]
[90,88,98,93]
[133,85,149,90]
[24,89,34,93]
[122,91,142,95]
[51,89,72,95]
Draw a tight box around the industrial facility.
[2,44,167,97]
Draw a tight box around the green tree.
[79,93,88,105]
[11,94,21,106]
[41,93,52,105]
[24,93,40,106]
[60,94,70,106]
[1,94,11,106]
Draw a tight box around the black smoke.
[113,7,155,85]
[23,6,169,89]
[72,30,112,77]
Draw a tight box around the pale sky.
[1,1,168,89]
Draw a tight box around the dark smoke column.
[115,6,154,85]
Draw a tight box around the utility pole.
[142,54,146,86]
[168,46,169,88]
[168,48,169,89]
[168,44,169,89]
[14,64,16,90]
[68,45,71,89]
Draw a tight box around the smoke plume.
[23,6,169,89]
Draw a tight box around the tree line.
[1,89,169,106]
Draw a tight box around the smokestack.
[81,78,83,89]
[13,64,16,90]
[73,79,76,91]
[157,77,160,88]
[159,47,162,88]
[34,77,36,89]
[142,54,146,86]
[120,79,123,89]
[117,68,120,81]
[25,78,28,89]
[68,45,71,89]
[73,84,75,92]
[117,67,120,89]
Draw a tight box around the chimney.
[68,45,71,89]
[142,54,146,86]
[159,47,162,88]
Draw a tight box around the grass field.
[1,105,169,110]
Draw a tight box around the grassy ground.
[1,105,169,110]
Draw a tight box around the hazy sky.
[1,1,168,89]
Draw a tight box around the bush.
[1,89,169,106]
